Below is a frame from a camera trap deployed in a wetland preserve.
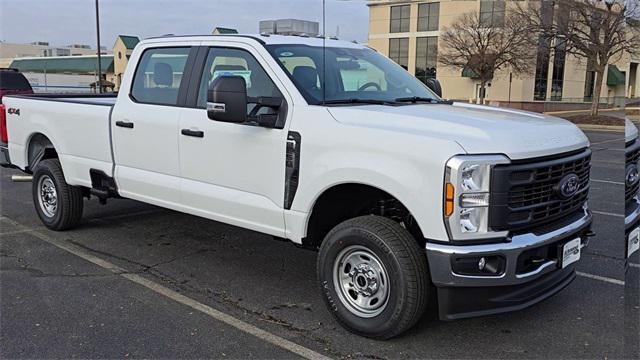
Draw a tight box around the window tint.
[479,0,505,27]
[0,71,32,90]
[389,38,409,70]
[131,47,190,105]
[390,5,411,33]
[417,2,439,31]
[415,36,438,84]
[196,48,282,112]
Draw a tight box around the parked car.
[625,118,640,259]
[0,34,594,339]
[0,68,33,102]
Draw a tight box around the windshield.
[265,45,438,105]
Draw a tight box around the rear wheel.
[317,215,430,339]
[32,159,83,230]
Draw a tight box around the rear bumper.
[426,208,592,320]
[0,144,11,167]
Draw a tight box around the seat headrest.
[154,63,173,87]
[292,66,319,90]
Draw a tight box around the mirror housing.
[207,76,247,123]
[424,78,443,98]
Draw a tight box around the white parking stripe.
[590,138,624,146]
[576,271,625,286]
[592,210,624,218]
[591,179,624,185]
[0,216,330,360]
[629,263,640,269]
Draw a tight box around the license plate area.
[559,238,581,268]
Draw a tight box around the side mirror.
[424,78,443,98]
[207,76,247,123]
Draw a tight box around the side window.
[197,48,283,111]
[131,47,190,106]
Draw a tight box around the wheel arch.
[301,181,426,250]
[25,132,58,172]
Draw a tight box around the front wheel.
[32,159,84,230]
[317,216,430,339]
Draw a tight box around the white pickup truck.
[0,34,594,339]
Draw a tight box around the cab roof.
[141,33,365,49]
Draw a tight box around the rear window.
[0,71,32,91]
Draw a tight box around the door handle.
[181,129,204,138]
[115,120,134,129]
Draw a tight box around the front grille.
[626,139,640,204]
[490,148,591,233]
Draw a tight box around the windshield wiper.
[394,96,453,105]
[323,98,398,106]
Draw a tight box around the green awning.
[10,56,114,75]
[462,67,480,78]
[607,64,625,86]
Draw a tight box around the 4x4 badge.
[7,108,20,116]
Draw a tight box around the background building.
[367,0,634,111]
[259,19,319,36]
[10,55,115,93]
[112,35,140,90]
[0,41,99,68]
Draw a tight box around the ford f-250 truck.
[0,34,594,339]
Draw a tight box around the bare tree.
[516,0,640,116]
[438,10,536,104]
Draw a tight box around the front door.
[178,45,291,236]
[112,46,193,207]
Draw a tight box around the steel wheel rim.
[333,245,390,318]
[37,175,57,218]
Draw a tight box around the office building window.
[415,37,438,84]
[479,1,505,27]
[390,5,411,33]
[389,38,409,70]
[418,2,439,31]
[550,40,566,101]
[533,36,551,101]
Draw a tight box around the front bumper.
[426,209,592,320]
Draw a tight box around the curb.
[575,124,624,132]
[544,108,624,115]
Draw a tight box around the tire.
[317,215,430,339]
[32,159,84,230]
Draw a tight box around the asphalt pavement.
[1,129,637,359]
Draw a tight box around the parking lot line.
[592,210,624,218]
[591,179,624,185]
[590,138,624,146]
[630,263,640,269]
[0,216,330,360]
[576,272,625,286]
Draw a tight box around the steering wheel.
[358,82,382,91]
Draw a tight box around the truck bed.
[4,93,116,188]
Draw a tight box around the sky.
[0,0,370,48]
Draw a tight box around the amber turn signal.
[445,183,455,217]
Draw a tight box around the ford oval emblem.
[557,173,580,199]
[627,164,639,187]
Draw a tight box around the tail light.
[0,104,7,143]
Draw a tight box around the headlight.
[444,155,510,241]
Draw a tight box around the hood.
[327,102,589,160]
[626,118,638,144]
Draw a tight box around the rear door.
[112,46,196,207]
